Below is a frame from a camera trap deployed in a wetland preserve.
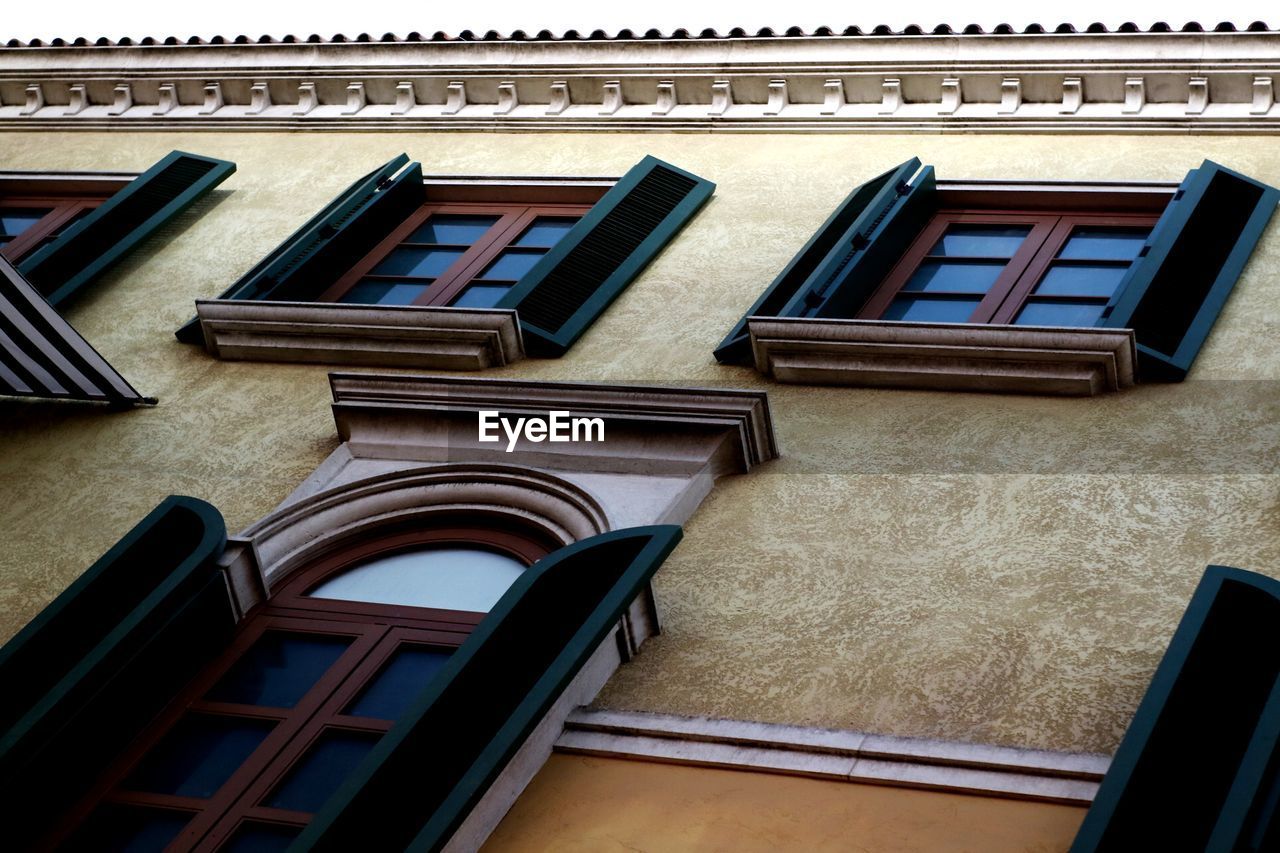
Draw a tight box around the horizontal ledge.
[558,708,1108,805]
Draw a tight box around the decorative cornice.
[557,708,1109,805]
[749,317,1138,396]
[194,300,525,370]
[1,32,1278,131]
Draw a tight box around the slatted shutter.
[0,256,146,404]
[175,155,425,342]
[715,158,935,364]
[497,156,714,357]
[0,496,231,849]
[19,150,235,307]
[1072,565,1280,852]
[298,525,684,852]
[1101,161,1279,381]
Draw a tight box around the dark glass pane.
[346,645,453,720]
[337,280,430,306]
[1058,228,1149,260]
[205,632,350,709]
[1034,264,1128,298]
[264,730,381,813]
[409,214,499,245]
[930,225,1030,258]
[0,208,49,237]
[220,822,301,853]
[903,261,1004,293]
[371,247,464,277]
[480,248,544,281]
[66,806,192,853]
[125,714,273,798]
[1015,301,1107,327]
[451,283,512,309]
[513,217,579,248]
[883,297,980,323]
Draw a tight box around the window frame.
[0,192,108,262]
[49,522,556,852]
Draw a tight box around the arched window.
[53,520,555,852]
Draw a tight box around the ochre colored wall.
[1,132,1277,756]
[484,754,1086,852]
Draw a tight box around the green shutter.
[19,150,235,308]
[715,158,931,364]
[1071,566,1280,852]
[175,154,424,342]
[0,496,232,849]
[1101,161,1280,381]
[298,525,684,852]
[496,155,714,357]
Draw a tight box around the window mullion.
[975,216,1063,324]
[418,209,530,307]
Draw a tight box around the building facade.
[1,21,1278,851]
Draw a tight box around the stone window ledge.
[194,299,524,369]
[747,316,1137,396]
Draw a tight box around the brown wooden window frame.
[0,192,108,263]
[319,197,594,308]
[51,521,556,852]
[857,206,1162,326]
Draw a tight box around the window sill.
[194,299,524,370]
[747,317,1137,396]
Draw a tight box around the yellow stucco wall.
[484,754,1086,852]
[1,131,1276,756]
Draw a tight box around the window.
[0,190,107,263]
[181,154,715,363]
[719,157,1279,393]
[52,523,553,851]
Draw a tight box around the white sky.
[0,0,1275,41]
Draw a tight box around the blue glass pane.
[126,715,273,798]
[264,730,381,813]
[451,283,511,309]
[346,646,453,720]
[67,806,192,853]
[220,822,300,853]
[338,280,430,306]
[371,247,464,277]
[1058,228,1149,260]
[513,217,579,248]
[0,208,48,236]
[930,226,1030,258]
[409,214,499,245]
[883,297,980,323]
[480,249,544,281]
[1015,301,1107,327]
[1034,264,1128,298]
[205,632,350,708]
[903,261,1004,293]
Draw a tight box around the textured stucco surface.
[484,754,1085,852]
[0,131,1277,755]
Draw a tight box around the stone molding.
[749,317,1138,396]
[194,300,525,370]
[1,32,1278,130]
[328,373,779,477]
[557,708,1110,805]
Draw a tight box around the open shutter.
[0,496,231,849]
[1072,565,1280,852]
[496,156,714,357]
[1101,161,1279,381]
[715,158,928,363]
[0,256,146,405]
[175,155,425,342]
[19,150,235,308]
[298,525,684,853]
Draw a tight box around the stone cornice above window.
[748,317,1138,396]
[2,32,1278,131]
[194,300,524,370]
[328,374,778,477]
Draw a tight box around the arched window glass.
[306,547,527,612]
